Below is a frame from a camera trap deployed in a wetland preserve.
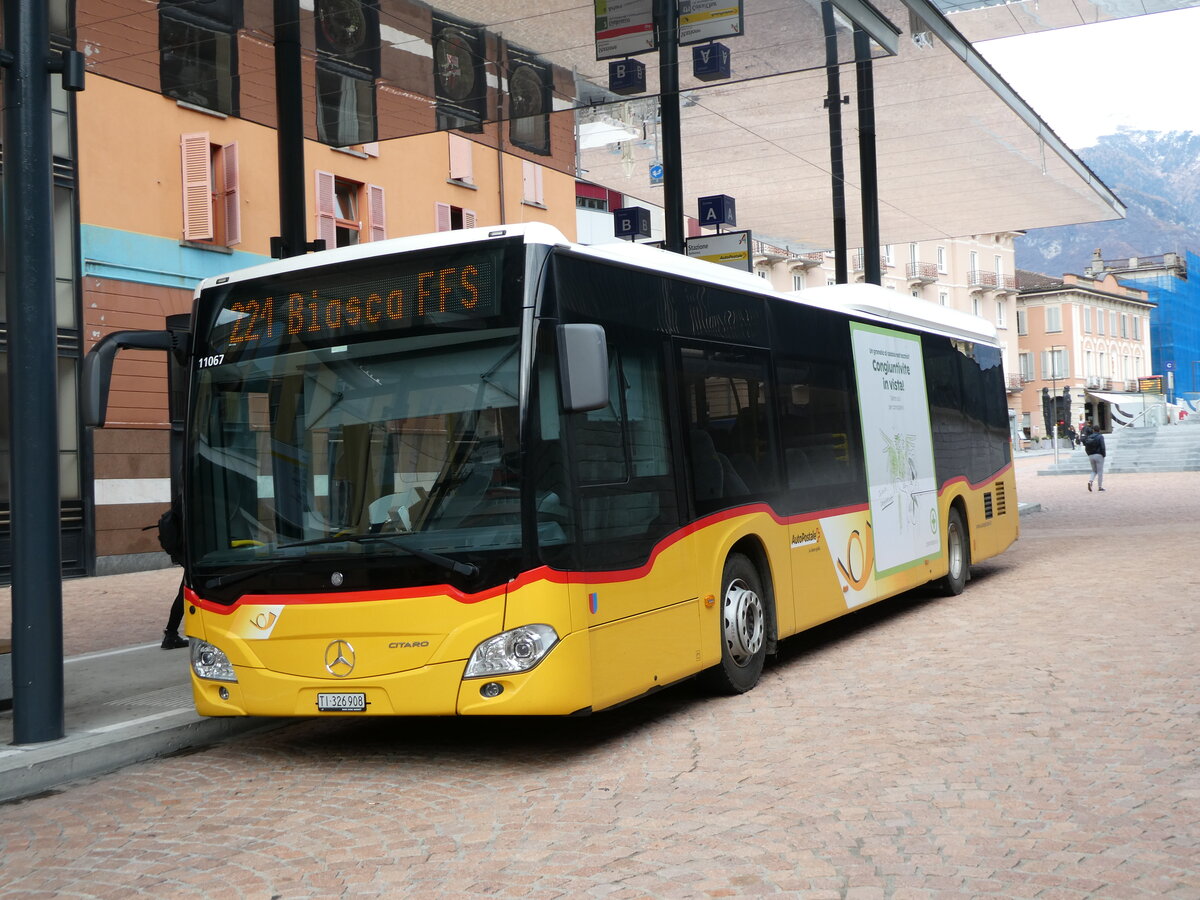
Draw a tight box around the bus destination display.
[212,257,498,352]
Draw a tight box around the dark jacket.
[1083,430,1106,457]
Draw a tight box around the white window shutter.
[367,184,386,242]
[435,202,451,232]
[315,170,337,250]
[463,208,476,229]
[222,142,241,246]
[522,160,544,204]
[449,134,473,183]
[180,133,213,241]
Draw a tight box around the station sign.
[608,57,647,95]
[613,206,652,240]
[685,230,752,272]
[698,193,736,228]
[692,42,731,81]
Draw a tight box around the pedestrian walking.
[155,504,188,649]
[1082,424,1107,492]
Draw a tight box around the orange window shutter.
[315,170,337,249]
[367,184,386,242]
[181,133,213,241]
[222,142,241,246]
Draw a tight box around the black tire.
[701,553,769,695]
[940,507,969,595]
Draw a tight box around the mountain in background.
[1015,129,1200,276]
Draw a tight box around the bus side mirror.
[557,323,609,413]
[82,329,180,427]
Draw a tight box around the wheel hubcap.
[948,523,963,579]
[722,578,764,666]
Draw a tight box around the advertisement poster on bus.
[850,323,940,578]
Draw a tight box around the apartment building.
[1014,270,1154,437]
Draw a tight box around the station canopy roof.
[82,0,1197,250]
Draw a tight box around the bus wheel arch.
[701,540,776,695]
[940,500,970,596]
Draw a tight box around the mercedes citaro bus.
[84,224,1018,717]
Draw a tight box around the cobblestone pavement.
[2,459,1199,898]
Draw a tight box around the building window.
[883,244,894,265]
[521,160,545,206]
[1045,305,1062,332]
[996,300,1006,327]
[936,246,946,273]
[1083,305,1092,333]
[180,133,240,246]
[792,273,806,291]
[1042,347,1067,380]
[971,296,981,316]
[316,64,377,147]
[938,291,948,306]
[315,171,385,248]
[1133,316,1141,340]
[1120,314,1128,338]
[755,269,768,279]
[1019,352,1034,381]
[909,243,918,265]
[433,15,487,132]
[1016,308,1027,335]
[159,0,240,116]
[577,196,607,211]
[507,47,552,155]
[1096,309,1105,335]
[435,202,476,231]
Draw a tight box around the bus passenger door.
[561,335,701,709]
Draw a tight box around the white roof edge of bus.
[567,238,1000,347]
[192,223,574,294]
[790,284,1000,346]
[194,223,998,346]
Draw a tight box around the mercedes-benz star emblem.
[324,639,356,677]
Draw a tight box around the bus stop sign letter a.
[699,194,736,228]
[614,206,651,240]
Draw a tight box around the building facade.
[1014,269,1154,438]
[1,0,580,580]
[1082,250,1200,406]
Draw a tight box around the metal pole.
[1052,349,1060,467]
[854,28,880,286]
[821,1,848,284]
[658,0,684,253]
[274,0,308,258]
[3,0,65,743]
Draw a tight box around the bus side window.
[777,359,860,512]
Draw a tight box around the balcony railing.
[906,261,938,283]
[967,270,1017,290]
[1006,374,1025,393]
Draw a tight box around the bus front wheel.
[940,507,970,595]
[702,553,768,695]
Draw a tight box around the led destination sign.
[212,256,499,352]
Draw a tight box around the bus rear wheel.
[702,553,768,695]
[940,507,969,595]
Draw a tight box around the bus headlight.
[464,624,559,678]
[191,639,238,683]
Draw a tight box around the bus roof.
[195,222,999,347]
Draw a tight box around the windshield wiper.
[351,534,479,577]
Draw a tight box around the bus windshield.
[184,239,531,585]
[188,328,523,573]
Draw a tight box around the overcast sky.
[977,6,1200,150]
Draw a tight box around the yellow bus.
[85,224,1018,716]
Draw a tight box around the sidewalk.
[0,567,291,804]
